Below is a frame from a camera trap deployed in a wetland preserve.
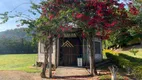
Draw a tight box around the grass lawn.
[0,54,41,73]
[120,47,142,58]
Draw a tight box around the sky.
[0,0,41,32]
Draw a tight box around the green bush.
[106,52,119,63]
[106,52,142,79]
[118,57,132,69]
[106,52,132,68]
[119,53,142,64]
[132,66,142,80]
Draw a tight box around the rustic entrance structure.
[38,30,102,67]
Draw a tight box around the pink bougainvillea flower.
[82,32,86,38]
[129,6,139,15]
[105,23,111,27]
[119,3,125,10]
[76,13,84,19]
[49,15,54,20]
[97,10,103,17]
[47,35,51,38]
[65,27,69,31]
[72,12,76,18]
[60,27,65,32]
[68,26,73,30]
[81,15,90,21]
[111,21,117,27]
[57,34,60,38]
[96,31,101,36]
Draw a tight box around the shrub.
[106,51,142,79]
[106,53,132,68]
[119,53,142,64]
[117,57,132,68]
[132,66,142,80]
[106,52,119,64]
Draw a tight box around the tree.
[61,0,139,75]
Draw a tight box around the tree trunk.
[40,38,53,78]
[55,38,57,68]
[49,41,52,78]
[88,35,97,76]
[40,40,49,78]
[49,38,53,78]
[40,61,48,78]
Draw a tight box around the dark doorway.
[59,38,82,66]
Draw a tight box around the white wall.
[37,40,56,65]
[85,37,103,64]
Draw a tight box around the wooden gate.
[59,38,82,66]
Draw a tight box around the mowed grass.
[0,54,41,73]
[120,48,142,58]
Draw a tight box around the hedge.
[105,52,142,80]
[106,52,132,69]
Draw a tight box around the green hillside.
[0,28,32,41]
[0,28,37,54]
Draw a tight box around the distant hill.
[0,28,37,54]
[0,28,32,41]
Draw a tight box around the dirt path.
[0,67,100,80]
[0,70,99,80]
[0,71,41,80]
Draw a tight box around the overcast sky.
[0,0,41,32]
